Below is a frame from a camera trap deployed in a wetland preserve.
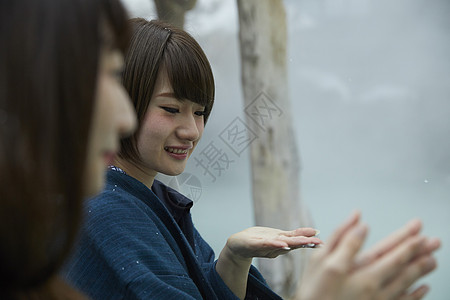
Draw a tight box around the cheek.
[197,120,205,138]
[87,83,105,156]
[137,113,167,150]
[93,77,115,134]
[96,78,136,142]
[191,120,205,150]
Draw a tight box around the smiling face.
[135,69,205,178]
[83,47,137,197]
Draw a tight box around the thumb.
[332,223,368,266]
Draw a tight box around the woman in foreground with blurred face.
[0,0,136,298]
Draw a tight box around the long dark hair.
[0,0,129,297]
[119,18,215,166]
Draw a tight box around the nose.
[117,95,137,138]
[176,114,201,142]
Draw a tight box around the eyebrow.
[155,92,176,98]
[154,93,204,108]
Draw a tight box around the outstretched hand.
[225,226,322,259]
[216,226,322,300]
[295,212,441,300]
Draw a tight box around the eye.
[112,69,124,81]
[194,110,206,117]
[161,106,179,114]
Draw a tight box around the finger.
[311,223,368,288]
[326,211,361,254]
[398,285,429,300]
[365,235,426,286]
[283,227,320,238]
[261,248,292,258]
[413,237,441,257]
[266,236,323,250]
[328,223,368,267]
[283,237,323,249]
[382,255,436,298]
[356,219,422,268]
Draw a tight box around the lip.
[164,146,191,160]
[103,151,117,166]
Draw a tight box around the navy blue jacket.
[63,170,282,299]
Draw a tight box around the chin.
[83,172,105,198]
[159,168,184,177]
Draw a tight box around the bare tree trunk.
[237,0,311,298]
[153,0,197,28]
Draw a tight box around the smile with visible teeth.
[165,147,188,154]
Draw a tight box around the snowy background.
[122,0,450,298]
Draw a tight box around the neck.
[113,158,157,190]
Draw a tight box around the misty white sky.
[121,0,450,298]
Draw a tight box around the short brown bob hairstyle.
[119,18,215,166]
